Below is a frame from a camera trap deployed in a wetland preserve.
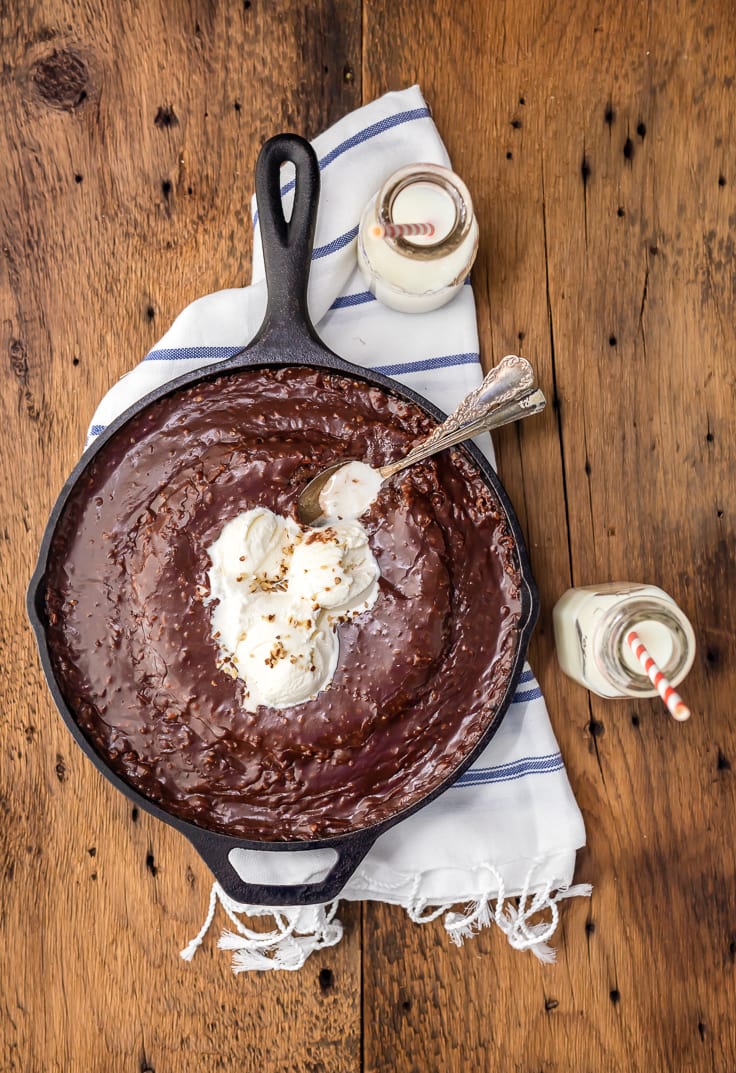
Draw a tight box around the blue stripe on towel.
[454,752,564,788]
[469,751,561,776]
[314,106,432,174]
[375,352,480,376]
[512,686,544,703]
[144,345,243,362]
[312,225,360,260]
[329,291,376,309]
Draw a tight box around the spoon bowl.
[298,460,359,525]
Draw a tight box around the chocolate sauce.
[45,367,522,839]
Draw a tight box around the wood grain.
[1,0,734,1071]
[0,4,363,1072]
[363,1,736,1071]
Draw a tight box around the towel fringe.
[179,881,219,962]
[180,869,591,973]
[181,884,343,972]
[440,867,593,962]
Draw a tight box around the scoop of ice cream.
[318,460,384,521]
[288,530,350,608]
[287,523,378,610]
[207,508,297,584]
[321,523,381,610]
[234,615,338,710]
[206,507,379,711]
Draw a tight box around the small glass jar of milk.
[553,583,696,699]
[357,164,479,313]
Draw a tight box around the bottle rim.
[376,164,474,261]
[591,597,696,696]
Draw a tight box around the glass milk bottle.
[357,163,479,313]
[553,583,696,699]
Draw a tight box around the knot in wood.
[31,48,89,110]
[9,339,28,381]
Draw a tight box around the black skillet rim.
[27,348,538,892]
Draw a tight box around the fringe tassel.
[438,867,593,963]
[180,884,343,974]
[181,869,592,972]
[179,882,219,962]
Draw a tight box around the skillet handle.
[185,825,378,907]
[255,133,320,341]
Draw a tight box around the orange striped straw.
[625,629,691,721]
[371,221,436,240]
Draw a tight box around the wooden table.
[2,2,734,1070]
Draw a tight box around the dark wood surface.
[1,2,734,1070]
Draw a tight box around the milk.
[552,583,696,699]
[391,182,458,245]
[357,164,479,314]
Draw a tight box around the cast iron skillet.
[27,134,539,907]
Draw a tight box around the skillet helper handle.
[255,133,321,341]
[186,827,378,907]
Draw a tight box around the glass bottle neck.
[376,165,473,260]
[593,597,692,696]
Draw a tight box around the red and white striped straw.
[625,629,691,721]
[371,221,436,240]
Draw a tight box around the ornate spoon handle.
[379,355,541,479]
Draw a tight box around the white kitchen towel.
[86,86,589,972]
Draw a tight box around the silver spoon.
[298,355,546,525]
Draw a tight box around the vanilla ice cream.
[206,507,379,711]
